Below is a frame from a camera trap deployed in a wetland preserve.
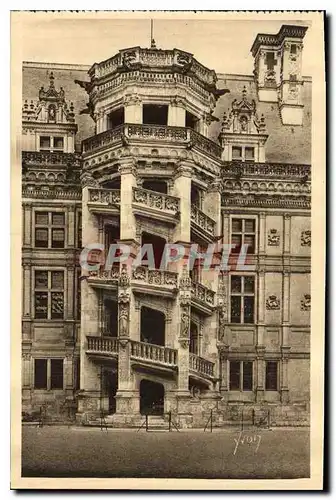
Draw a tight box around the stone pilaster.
[119,160,137,242]
[168,97,186,126]
[219,347,229,399]
[23,202,32,248]
[124,94,142,124]
[172,163,192,244]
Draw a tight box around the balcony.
[132,266,178,297]
[87,188,121,215]
[222,161,311,181]
[22,150,80,167]
[130,340,177,367]
[191,204,216,242]
[189,353,215,379]
[82,124,222,160]
[87,267,120,288]
[191,281,216,314]
[86,336,118,359]
[132,187,180,224]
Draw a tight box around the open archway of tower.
[140,306,165,346]
[140,379,164,415]
[141,232,166,270]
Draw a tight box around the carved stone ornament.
[119,264,130,288]
[180,305,190,338]
[301,230,311,247]
[218,308,226,342]
[190,385,201,399]
[268,229,280,246]
[300,294,311,311]
[81,171,97,188]
[266,295,280,310]
[179,338,190,349]
[118,339,128,349]
[118,304,129,336]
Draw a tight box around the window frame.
[265,360,279,391]
[33,269,65,320]
[33,357,64,391]
[230,274,256,324]
[229,360,253,391]
[38,135,65,153]
[230,216,257,255]
[231,145,256,162]
[34,210,66,249]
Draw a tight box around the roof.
[22,62,311,164]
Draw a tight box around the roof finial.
[150,19,156,48]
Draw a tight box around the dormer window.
[39,136,64,153]
[232,146,255,162]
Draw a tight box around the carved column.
[259,212,266,254]
[124,95,142,124]
[172,163,192,244]
[281,270,291,403]
[23,202,32,248]
[77,172,101,415]
[115,265,138,415]
[283,213,291,255]
[256,270,266,401]
[22,353,32,409]
[168,97,186,127]
[119,160,137,243]
[219,347,229,399]
[67,204,75,248]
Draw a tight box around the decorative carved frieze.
[266,295,280,310]
[133,187,179,214]
[301,230,311,247]
[268,229,280,246]
[132,267,178,287]
[88,188,121,205]
[300,294,311,311]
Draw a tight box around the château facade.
[21,24,311,427]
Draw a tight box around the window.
[245,147,255,162]
[191,185,202,208]
[229,361,253,391]
[34,270,64,320]
[232,146,255,162]
[265,51,277,71]
[186,111,199,130]
[231,218,256,254]
[50,359,64,389]
[39,136,64,152]
[266,361,278,391]
[143,104,168,126]
[35,211,65,248]
[230,275,255,324]
[108,108,124,129]
[232,146,242,160]
[34,358,64,390]
[290,44,297,55]
[34,359,48,389]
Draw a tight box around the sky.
[17,15,314,76]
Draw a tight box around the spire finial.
[150,19,156,48]
[242,85,247,100]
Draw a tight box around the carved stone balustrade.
[132,186,180,223]
[222,161,311,180]
[87,267,120,288]
[130,340,177,367]
[191,280,216,314]
[189,353,215,378]
[86,336,118,357]
[132,267,178,297]
[190,204,216,240]
[87,188,121,214]
[83,123,222,160]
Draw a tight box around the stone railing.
[87,267,120,281]
[190,204,216,236]
[189,353,215,378]
[22,187,81,200]
[22,151,79,166]
[88,188,121,205]
[130,340,177,366]
[133,187,180,215]
[191,281,216,307]
[221,195,311,210]
[87,336,118,355]
[222,162,311,180]
[83,124,222,159]
[132,267,178,287]
[92,47,217,88]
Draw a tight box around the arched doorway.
[141,306,165,346]
[140,379,164,415]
